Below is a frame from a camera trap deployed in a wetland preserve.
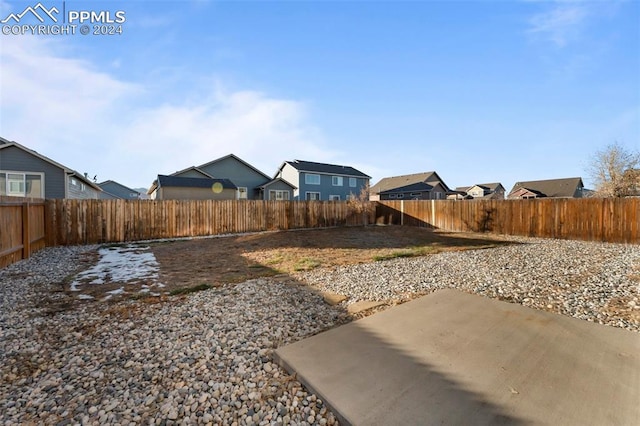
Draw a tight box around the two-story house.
[0,137,101,199]
[148,154,296,201]
[274,160,371,201]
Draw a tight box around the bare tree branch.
[587,142,640,197]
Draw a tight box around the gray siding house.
[98,180,141,200]
[370,172,451,201]
[149,154,295,200]
[274,160,370,201]
[0,137,101,199]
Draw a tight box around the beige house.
[451,183,505,200]
[507,177,584,199]
[148,175,237,200]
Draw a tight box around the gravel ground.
[299,236,640,331]
[1,235,639,425]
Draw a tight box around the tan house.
[452,183,505,200]
[148,175,237,200]
[507,177,584,199]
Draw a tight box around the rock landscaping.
[1,234,638,425]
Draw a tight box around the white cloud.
[0,36,338,188]
[528,1,590,47]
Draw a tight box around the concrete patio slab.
[274,289,640,426]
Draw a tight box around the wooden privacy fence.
[375,198,639,244]
[46,199,375,246]
[0,196,46,268]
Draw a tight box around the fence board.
[0,197,47,268]
[375,198,639,244]
[44,199,373,246]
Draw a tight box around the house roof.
[148,175,238,194]
[379,182,434,194]
[456,183,504,192]
[196,154,272,181]
[0,137,102,191]
[171,166,214,178]
[281,160,371,178]
[371,171,450,194]
[98,180,139,194]
[509,177,583,198]
[257,177,297,190]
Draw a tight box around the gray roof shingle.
[285,160,370,178]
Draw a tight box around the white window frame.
[269,190,290,200]
[305,191,321,200]
[238,187,248,199]
[349,177,357,187]
[410,192,421,197]
[329,195,340,201]
[0,171,45,198]
[305,174,321,185]
[332,176,343,186]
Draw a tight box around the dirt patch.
[150,226,512,290]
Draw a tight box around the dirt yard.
[149,226,511,290]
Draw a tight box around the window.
[332,176,343,186]
[329,195,340,201]
[306,192,321,200]
[410,192,421,197]
[305,174,320,185]
[349,177,357,187]
[238,187,248,199]
[397,194,404,198]
[389,194,397,199]
[71,178,77,186]
[434,192,443,199]
[269,190,290,200]
[80,183,86,192]
[0,171,44,198]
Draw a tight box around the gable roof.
[98,180,138,193]
[457,183,505,193]
[0,137,101,191]
[379,182,434,194]
[197,154,272,181]
[371,171,450,194]
[509,177,583,198]
[257,177,297,190]
[156,175,237,190]
[171,166,214,178]
[282,160,370,178]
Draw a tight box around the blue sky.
[0,0,638,192]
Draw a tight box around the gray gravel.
[1,236,639,424]
[299,236,640,331]
[1,247,346,425]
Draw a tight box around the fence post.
[401,200,404,226]
[431,199,436,227]
[22,202,31,259]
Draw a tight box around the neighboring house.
[0,137,101,199]
[274,160,371,201]
[149,154,295,200]
[98,180,141,200]
[148,175,237,200]
[453,183,505,200]
[508,177,585,199]
[370,171,451,201]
